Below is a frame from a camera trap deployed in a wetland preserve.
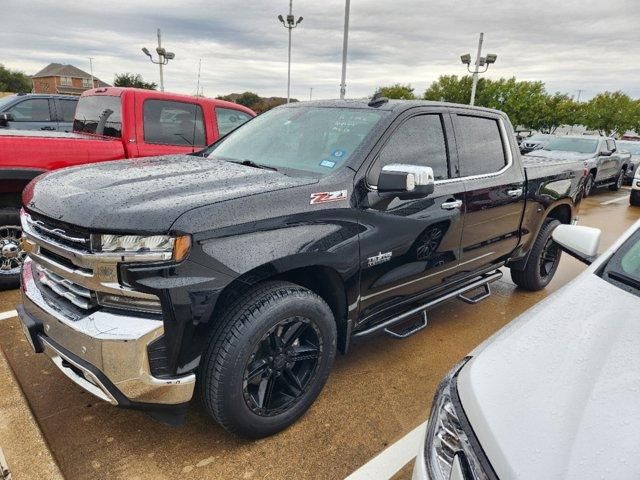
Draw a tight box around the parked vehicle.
[617,140,640,184]
[0,87,255,288]
[527,135,630,197]
[519,133,554,154]
[631,166,640,206]
[0,93,78,132]
[413,219,640,480]
[17,99,585,438]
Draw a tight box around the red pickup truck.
[0,87,255,288]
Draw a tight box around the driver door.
[357,109,465,326]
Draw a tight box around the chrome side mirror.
[552,224,601,265]
[377,164,435,198]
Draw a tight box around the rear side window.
[8,98,52,122]
[143,99,206,146]
[216,107,253,136]
[73,95,122,138]
[58,99,77,122]
[456,115,507,176]
[370,114,449,182]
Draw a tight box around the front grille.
[37,265,98,310]
[28,213,91,252]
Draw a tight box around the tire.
[0,207,23,290]
[198,281,337,438]
[510,219,562,291]
[609,169,624,191]
[631,191,640,207]
[583,174,595,197]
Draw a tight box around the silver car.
[414,219,640,480]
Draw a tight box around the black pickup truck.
[17,99,585,438]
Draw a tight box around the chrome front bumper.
[18,258,195,406]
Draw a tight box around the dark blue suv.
[0,93,78,131]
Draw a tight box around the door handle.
[507,188,523,198]
[441,199,463,210]
[41,126,56,131]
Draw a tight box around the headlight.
[424,357,494,480]
[98,234,191,261]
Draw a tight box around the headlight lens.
[98,234,191,261]
[425,357,494,480]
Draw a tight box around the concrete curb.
[0,345,64,479]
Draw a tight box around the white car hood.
[458,272,640,480]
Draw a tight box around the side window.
[456,115,507,177]
[8,99,52,122]
[606,139,616,152]
[143,99,206,146]
[215,107,253,136]
[370,114,449,183]
[58,100,77,122]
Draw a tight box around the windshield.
[543,137,599,154]
[73,95,122,138]
[602,228,640,297]
[617,141,640,155]
[205,106,384,175]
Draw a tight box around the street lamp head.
[286,14,295,25]
[296,16,303,25]
[165,52,175,60]
[142,47,152,58]
[460,53,471,65]
[278,14,285,24]
[485,53,498,64]
[156,47,166,57]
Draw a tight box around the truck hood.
[457,272,640,479]
[526,149,595,162]
[26,155,317,232]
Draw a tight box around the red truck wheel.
[0,208,23,290]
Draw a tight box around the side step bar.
[352,270,503,340]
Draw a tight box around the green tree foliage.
[113,73,157,90]
[0,64,31,93]
[423,75,584,132]
[374,83,416,100]
[217,92,295,114]
[581,91,640,137]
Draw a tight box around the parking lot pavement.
[0,190,638,480]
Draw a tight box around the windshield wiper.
[228,159,278,171]
[607,270,640,290]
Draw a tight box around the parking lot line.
[0,310,17,321]
[345,422,427,480]
[600,195,629,205]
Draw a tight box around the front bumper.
[18,258,196,407]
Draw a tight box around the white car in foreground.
[414,219,640,480]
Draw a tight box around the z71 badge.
[310,190,348,205]
[368,251,393,267]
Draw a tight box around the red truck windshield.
[73,95,123,138]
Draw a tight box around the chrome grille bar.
[38,265,97,310]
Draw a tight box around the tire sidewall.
[584,175,594,197]
[215,290,336,437]
[531,220,562,289]
[0,208,22,290]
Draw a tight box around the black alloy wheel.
[243,317,322,416]
[539,236,561,278]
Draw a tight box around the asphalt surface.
[0,188,638,480]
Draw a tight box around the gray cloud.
[1,0,638,101]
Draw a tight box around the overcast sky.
[2,0,639,101]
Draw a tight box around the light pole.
[460,32,497,106]
[339,0,351,99]
[88,57,95,88]
[278,1,303,103]
[142,28,175,92]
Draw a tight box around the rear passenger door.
[136,98,208,157]
[452,111,525,269]
[53,97,78,132]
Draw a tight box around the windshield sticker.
[332,149,346,158]
[319,159,336,168]
[310,190,348,205]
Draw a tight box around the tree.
[113,73,157,90]
[534,93,582,133]
[581,91,640,137]
[374,83,416,100]
[0,64,31,93]
[423,75,475,104]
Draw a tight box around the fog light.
[97,293,162,314]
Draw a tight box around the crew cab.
[413,220,640,480]
[17,99,585,438]
[0,87,255,288]
[0,93,78,132]
[527,135,630,197]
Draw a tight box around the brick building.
[31,63,109,95]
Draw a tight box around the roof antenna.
[368,92,389,108]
